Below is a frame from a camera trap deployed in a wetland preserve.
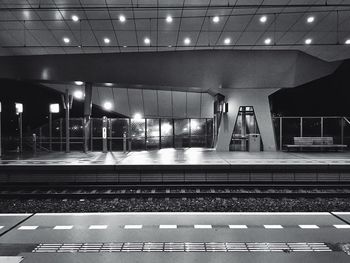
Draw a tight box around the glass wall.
[33,117,214,152]
[272,117,349,151]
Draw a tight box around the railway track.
[1,183,350,199]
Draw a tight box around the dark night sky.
[0,58,350,135]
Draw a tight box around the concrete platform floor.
[0,212,350,263]
[1,148,350,166]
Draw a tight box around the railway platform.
[1,149,350,183]
[0,212,350,262]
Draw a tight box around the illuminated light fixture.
[103,101,113,111]
[144,37,151,45]
[307,16,315,23]
[15,103,23,115]
[133,113,142,120]
[184,37,191,45]
[63,37,70,44]
[161,123,172,133]
[119,15,126,22]
[49,103,60,113]
[71,15,79,22]
[123,45,127,48]
[74,81,84,86]
[305,38,312,45]
[166,15,173,23]
[105,83,113,86]
[260,15,267,23]
[104,38,110,44]
[73,90,84,100]
[224,38,231,45]
[345,39,350,45]
[264,38,272,45]
[212,16,220,23]
[168,45,172,47]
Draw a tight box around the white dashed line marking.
[159,225,177,229]
[18,226,38,230]
[229,225,248,229]
[53,225,73,230]
[194,225,212,229]
[264,225,284,229]
[124,225,143,229]
[333,224,350,229]
[89,225,108,230]
[299,225,319,229]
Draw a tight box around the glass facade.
[34,117,214,151]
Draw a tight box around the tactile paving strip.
[33,242,333,253]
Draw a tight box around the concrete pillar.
[83,83,93,153]
[216,88,279,151]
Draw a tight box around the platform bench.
[285,137,347,151]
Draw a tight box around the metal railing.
[272,116,350,151]
[32,117,215,152]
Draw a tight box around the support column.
[216,88,279,151]
[83,83,93,153]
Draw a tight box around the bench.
[285,137,347,151]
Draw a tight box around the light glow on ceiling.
[74,81,84,85]
[63,37,70,44]
[264,38,272,45]
[305,38,312,44]
[345,39,350,45]
[72,15,79,22]
[307,16,315,23]
[260,15,267,23]
[119,15,126,22]
[166,16,173,23]
[212,16,220,23]
[224,38,231,45]
[73,90,84,100]
[104,38,110,44]
[103,101,113,111]
[144,37,151,45]
[184,38,191,45]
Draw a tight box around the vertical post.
[300,117,303,137]
[320,117,324,137]
[279,117,283,151]
[341,117,344,145]
[0,105,2,157]
[59,118,63,152]
[128,118,131,151]
[90,119,93,151]
[65,89,70,153]
[241,107,246,151]
[189,119,191,148]
[19,112,23,153]
[108,118,112,151]
[49,112,52,151]
[123,132,127,153]
[39,127,42,149]
[102,116,108,153]
[144,118,147,150]
[159,118,161,149]
[32,133,36,155]
[83,83,93,153]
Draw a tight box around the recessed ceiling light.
[305,38,312,44]
[73,90,84,100]
[72,15,79,22]
[260,15,267,23]
[345,39,350,45]
[104,38,110,44]
[264,38,272,45]
[168,45,172,47]
[123,45,127,48]
[63,37,70,44]
[307,16,315,23]
[105,83,113,86]
[166,15,173,23]
[133,113,142,120]
[212,16,220,23]
[103,101,113,111]
[119,15,126,23]
[74,81,84,86]
[224,38,231,45]
[184,38,191,45]
[144,37,151,45]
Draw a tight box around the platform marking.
[264,225,284,229]
[53,225,73,230]
[159,225,177,229]
[299,225,319,229]
[333,224,350,229]
[228,225,247,229]
[89,225,108,230]
[18,226,38,230]
[194,225,212,229]
[124,225,142,229]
